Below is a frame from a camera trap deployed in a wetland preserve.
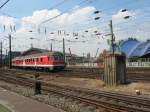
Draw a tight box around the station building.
[119,38,150,67]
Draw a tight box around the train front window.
[53,54,63,60]
[54,55,59,60]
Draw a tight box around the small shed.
[103,52,126,86]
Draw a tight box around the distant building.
[0,54,6,65]
[8,51,22,59]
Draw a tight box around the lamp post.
[3,34,12,68]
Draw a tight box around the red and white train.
[12,51,66,70]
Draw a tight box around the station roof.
[21,47,78,57]
[120,38,150,58]
[129,40,150,57]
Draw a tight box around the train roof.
[21,48,51,56]
[12,48,63,60]
[12,52,63,60]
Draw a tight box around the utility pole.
[50,43,52,52]
[95,48,99,58]
[0,41,2,67]
[69,48,72,64]
[109,20,115,54]
[63,38,65,62]
[5,49,7,66]
[83,53,85,65]
[9,34,12,69]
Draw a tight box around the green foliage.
[0,104,11,112]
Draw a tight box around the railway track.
[0,71,150,112]
[1,67,150,83]
[1,68,101,79]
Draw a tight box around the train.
[12,51,66,71]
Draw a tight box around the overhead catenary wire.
[40,0,96,25]
[0,0,149,50]
[0,0,149,30]
[48,0,70,10]
[0,0,71,27]
[0,0,10,9]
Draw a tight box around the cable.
[0,0,10,9]
[1,0,150,41]
[40,0,95,24]
[0,0,71,26]
[42,0,150,31]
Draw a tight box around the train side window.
[33,59,34,62]
[48,57,50,61]
[54,55,58,60]
[40,58,43,62]
[36,58,38,62]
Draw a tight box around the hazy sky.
[0,0,149,56]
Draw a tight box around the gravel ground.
[0,80,102,112]
[40,76,150,97]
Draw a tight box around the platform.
[0,87,65,112]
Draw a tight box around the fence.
[127,62,150,67]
